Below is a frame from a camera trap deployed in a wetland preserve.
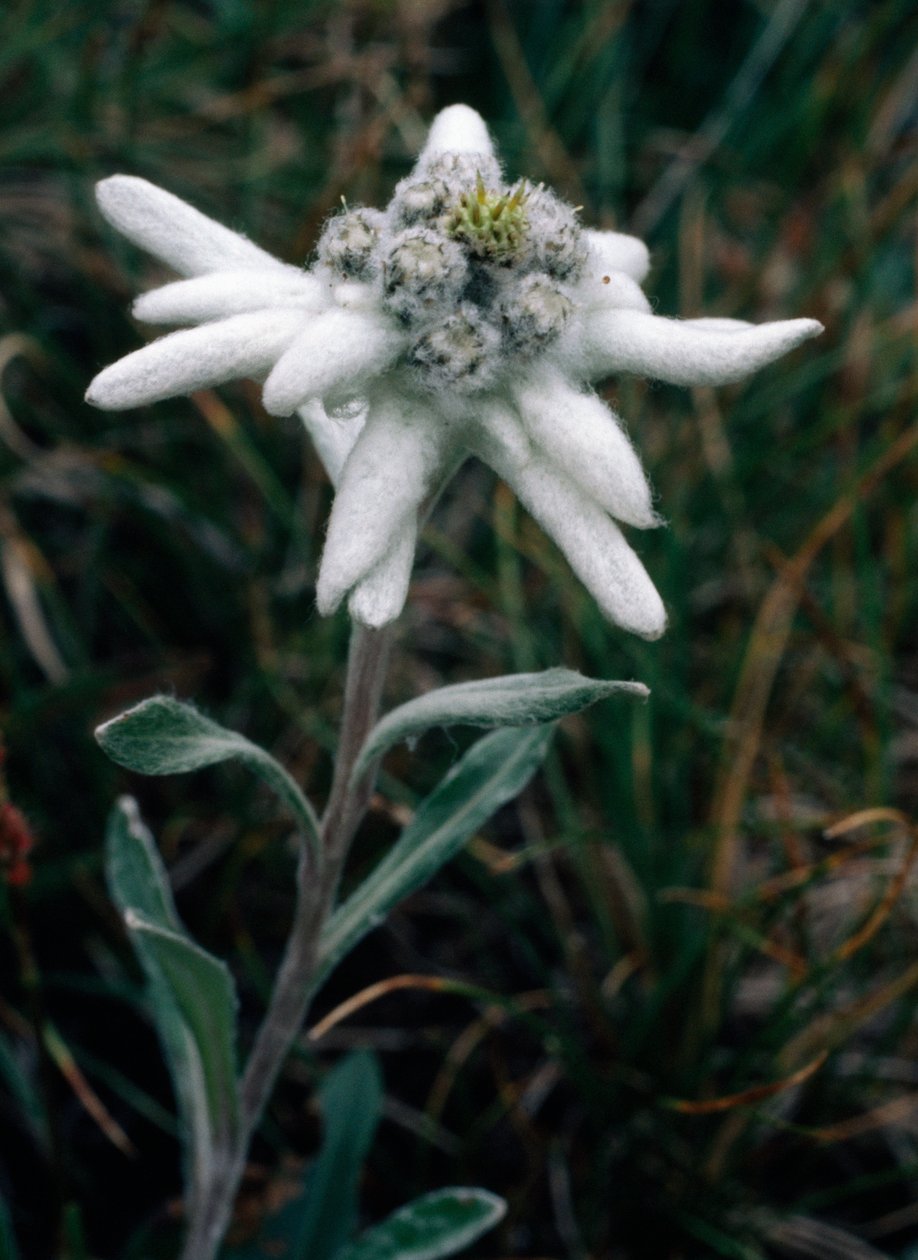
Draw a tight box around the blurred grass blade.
[0,1032,47,1150]
[765,1215,891,1259]
[319,725,554,987]
[96,696,319,852]
[0,526,68,683]
[338,1188,507,1260]
[665,1050,827,1115]
[225,1051,383,1260]
[292,1051,384,1260]
[0,1190,20,1260]
[106,799,239,1208]
[352,668,647,784]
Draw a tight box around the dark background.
[1,1,916,1256]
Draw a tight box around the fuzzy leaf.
[338,1188,507,1260]
[97,696,319,850]
[124,913,238,1141]
[105,798,239,1207]
[352,668,647,783]
[319,725,553,987]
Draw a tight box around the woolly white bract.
[86,105,822,637]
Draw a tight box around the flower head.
[86,105,822,637]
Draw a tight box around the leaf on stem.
[106,798,239,1208]
[338,1187,507,1260]
[319,725,554,987]
[351,667,647,784]
[96,695,320,854]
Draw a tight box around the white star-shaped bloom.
[86,105,822,638]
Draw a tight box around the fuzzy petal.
[682,317,753,332]
[571,267,651,314]
[133,270,326,325]
[512,372,658,528]
[96,176,289,278]
[561,310,824,386]
[316,392,456,616]
[297,399,366,487]
[471,402,666,639]
[85,310,307,410]
[347,523,417,627]
[262,309,406,417]
[582,228,651,284]
[418,105,495,164]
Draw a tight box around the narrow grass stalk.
[178,622,395,1260]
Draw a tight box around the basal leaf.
[124,913,239,1146]
[105,794,181,932]
[338,1188,506,1260]
[105,799,239,1211]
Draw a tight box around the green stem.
[178,621,394,1260]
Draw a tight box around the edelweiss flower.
[86,105,822,638]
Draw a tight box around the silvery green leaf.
[352,667,647,783]
[105,794,181,932]
[96,695,319,853]
[338,1188,506,1260]
[105,798,239,1211]
[319,725,553,987]
[124,914,239,1143]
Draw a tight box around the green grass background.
[0,0,916,1256]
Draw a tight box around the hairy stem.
[179,621,395,1260]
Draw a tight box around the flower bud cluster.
[389,152,503,228]
[381,228,468,326]
[517,185,586,281]
[316,207,385,281]
[407,304,502,392]
[500,274,574,354]
[317,155,588,395]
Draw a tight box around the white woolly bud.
[418,105,495,163]
[500,274,573,354]
[381,228,468,327]
[408,303,502,393]
[426,151,502,190]
[317,208,385,280]
[389,174,452,227]
[389,153,504,229]
[520,186,587,281]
